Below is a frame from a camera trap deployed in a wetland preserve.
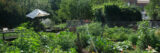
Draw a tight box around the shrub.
[105,5,141,27]
[94,4,142,27]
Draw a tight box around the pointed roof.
[26,9,50,19]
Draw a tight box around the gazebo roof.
[26,9,50,19]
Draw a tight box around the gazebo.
[26,9,50,31]
[26,9,50,19]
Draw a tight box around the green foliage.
[0,28,77,52]
[113,41,132,51]
[92,1,126,14]
[91,0,125,6]
[5,46,21,53]
[1,0,160,52]
[145,0,160,20]
[0,40,4,52]
[0,0,55,28]
[12,30,41,52]
[76,23,102,48]
[54,23,67,29]
[58,0,93,20]
[94,3,142,26]
[0,0,62,28]
[49,31,77,50]
[0,0,26,28]
[136,21,160,51]
[50,0,61,10]
[105,6,141,26]
[91,37,132,53]
[2,21,160,52]
[52,46,66,53]
[14,0,51,12]
[52,46,78,53]
[77,22,103,36]
[129,47,148,53]
[0,29,78,53]
[103,26,134,41]
[128,34,138,45]
[91,36,117,53]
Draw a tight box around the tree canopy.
[0,0,25,28]
[145,0,160,20]
[57,0,93,21]
[0,0,142,28]
[94,2,142,26]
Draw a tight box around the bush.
[105,5,141,27]
[94,4,142,27]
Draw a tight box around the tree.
[145,0,160,20]
[94,3,142,27]
[90,0,123,5]
[57,0,93,21]
[0,0,25,28]
[50,0,61,10]
[0,0,54,28]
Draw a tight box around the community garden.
[1,0,160,53]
